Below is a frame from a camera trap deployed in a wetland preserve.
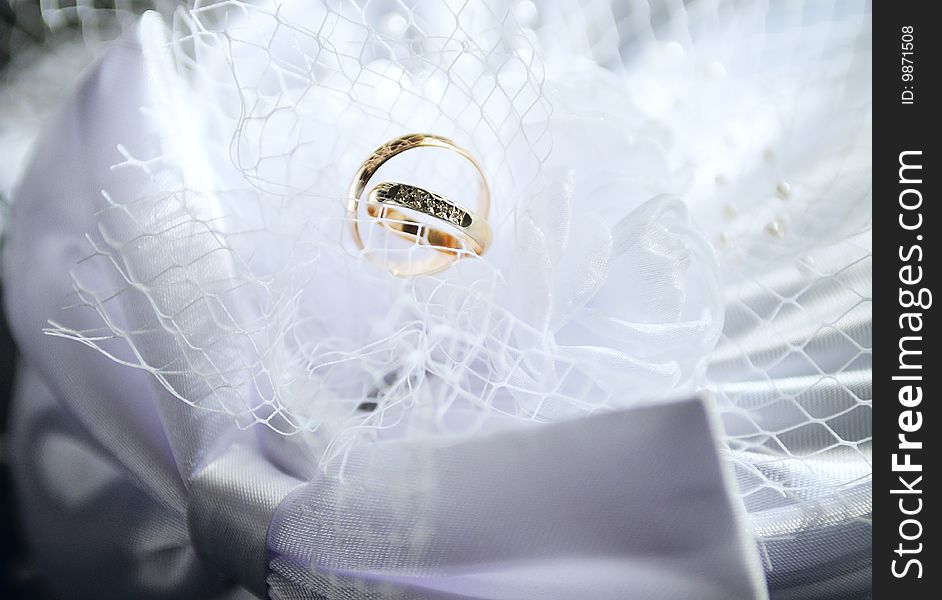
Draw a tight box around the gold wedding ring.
[347,133,492,277]
[367,182,493,255]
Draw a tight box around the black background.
[874,1,936,598]
[0,283,33,598]
[2,2,57,596]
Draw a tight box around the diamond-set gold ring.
[365,182,492,257]
[347,134,492,277]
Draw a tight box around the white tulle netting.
[44,0,729,449]
[3,0,871,593]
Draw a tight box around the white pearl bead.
[514,1,539,27]
[382,12,409,37]
[705,61,726,79]
[765,220,785,238]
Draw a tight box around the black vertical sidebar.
[874,1,937,598]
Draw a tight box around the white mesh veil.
[40,0,726,459]
[1,0,871,598]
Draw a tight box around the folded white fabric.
[12,357,766,599]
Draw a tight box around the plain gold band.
[347,134,491,276]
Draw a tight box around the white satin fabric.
[4,12,767,600]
